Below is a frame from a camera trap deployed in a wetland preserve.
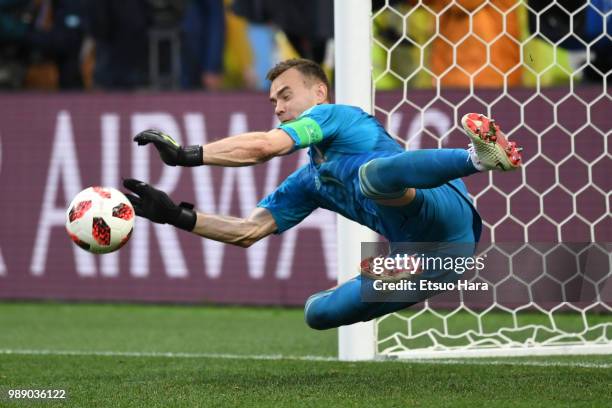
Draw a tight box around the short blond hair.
[266,58,330,91]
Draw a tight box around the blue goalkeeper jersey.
[257,104,477,242]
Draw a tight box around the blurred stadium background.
[0,0,610,406]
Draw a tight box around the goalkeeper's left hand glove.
[122,178,197,231]
[133,129,203,167]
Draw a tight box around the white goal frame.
[335,0,377,361]
[335,0,611,360]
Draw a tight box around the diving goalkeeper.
[124,58,522,330]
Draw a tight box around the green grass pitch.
[0,302,610,407]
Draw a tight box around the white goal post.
[334,0,377,361]
[334,0,612,360]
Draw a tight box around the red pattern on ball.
[112,203,134,220]
[92,217,111,246]
[93,186,111,199]
[69,200,92,222]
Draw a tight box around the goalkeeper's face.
[269,68,328,123]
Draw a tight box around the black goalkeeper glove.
[122,178,197,231]
[133,129,203,167]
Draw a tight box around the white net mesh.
[371,0,611,357]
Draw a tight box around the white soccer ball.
[65,186,135,254]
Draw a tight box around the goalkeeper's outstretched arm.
[202,129,294,166]
[133,128,295,167]
[123,178,277,248]
[192,208,277,248]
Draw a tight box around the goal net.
[368,0,611,358]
